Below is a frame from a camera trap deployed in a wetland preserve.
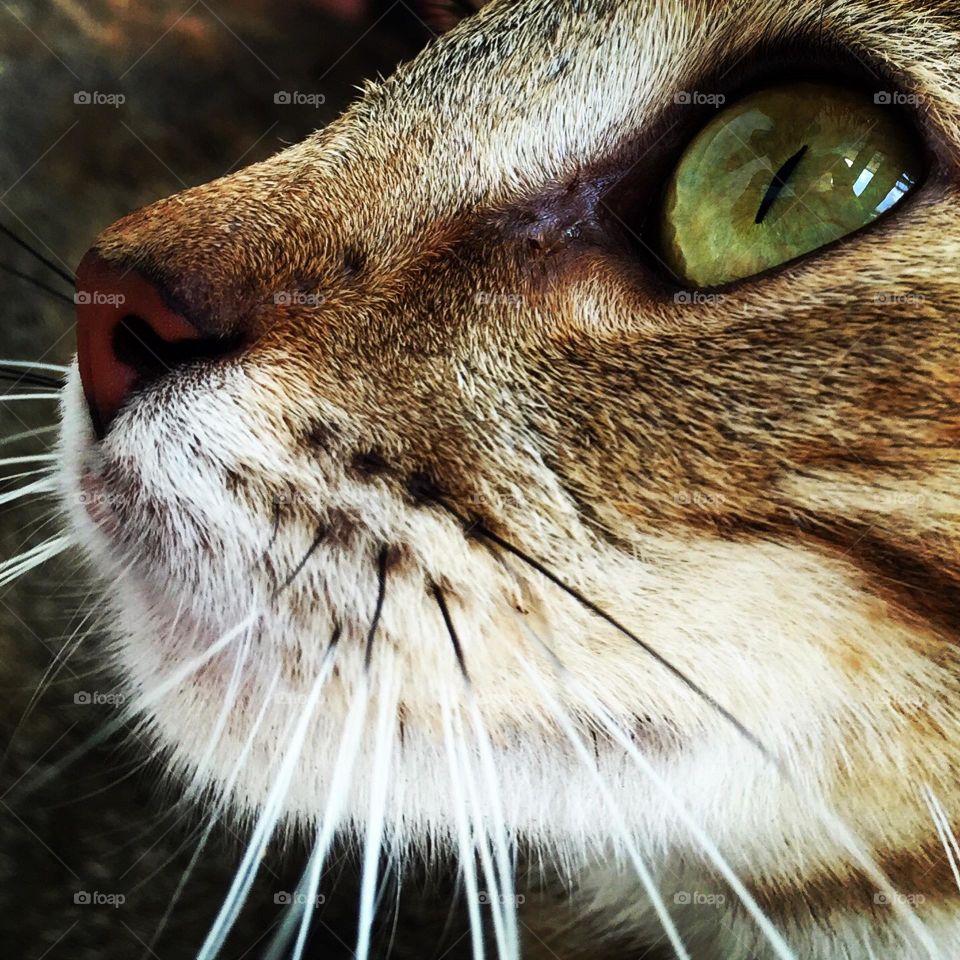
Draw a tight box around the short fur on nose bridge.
[74,252,236,438]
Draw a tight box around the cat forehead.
[306,0,959,216]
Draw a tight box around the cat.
[6,0,960,957]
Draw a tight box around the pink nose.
[74,253,226,438]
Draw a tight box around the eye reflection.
[661,82,924,287]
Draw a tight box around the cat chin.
[56,361,942,924]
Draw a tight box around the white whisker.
[356,654,400,960]
[0,533,72,587]
[11,609,258,802]
[196,642,337,960]
[265,670,374,960]
[441,691,486,960]
[0,360,69,373]
[0,393,63,402]
[465,691,520,959]
[0,476,57,506]
[450,703,513,960]
[515,655,693,960]
[140,669,284,959]
[0,424,58,447]
[183,620,256,799]
[0,453,57,467]
[923,785,960,894]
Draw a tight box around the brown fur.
[54,0,960,955]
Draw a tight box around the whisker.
[0,262,74,306]
[0,221,76,288]
[0,424,58,448]
[11,609,260,801]
[514,654,696,960]
[0,392,63,402]
[274,522,325,596]
[2,604,100,757]
[465,695,520,959]
[365,546,389,671]
[923,784,960,894]
[0,533,72,588]
[266,641,372,960]
[450,703,513,960]
[356,654,400,960]
[0,454,57,467]
[196,627,341,960]
[433,584,517,956]
[0,360,68,373]
[524,632,944,960]
[140,668,285,959]
[432,583,470,682]
[434,497,776,765]
[0,366,65,389]
[440,693,486,960]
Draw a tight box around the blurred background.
[0,2,483,957]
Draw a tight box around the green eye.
[661,82,923,287]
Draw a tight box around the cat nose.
[75,252,237,438]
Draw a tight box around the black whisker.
[259,498,282,561]
[0,261,74,306]
[431,582,470,682]
[274,523,326,596]
[0,222,75,288]
[433,496,778,767]
[0,366,63,390]
[364,546,389,671]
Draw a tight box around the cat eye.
[660,81,923,287]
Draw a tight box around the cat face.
[59,0,960,948]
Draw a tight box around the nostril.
[111,315,242,384]
[75,252,241,439]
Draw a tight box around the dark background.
[0,3,480,957]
